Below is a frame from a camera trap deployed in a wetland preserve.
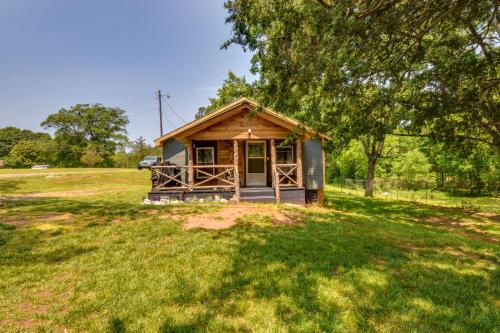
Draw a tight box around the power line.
[122,99,156,110]
[128,107,157,117]
[163,110,176,130]
[162,96,187,124]
[162,108,179,128]
[122,95,152,104]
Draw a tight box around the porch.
[149,139,304,204]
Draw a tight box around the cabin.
[149,97,329,205]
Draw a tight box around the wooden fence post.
[186,140,194,190]
[270,139,280,203]
[296,138,303,188]
[233,140,240,203]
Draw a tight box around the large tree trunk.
[361,136,385,197]
[365,157,377,197]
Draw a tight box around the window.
[277,146,293,164]
[248,142,265,158]
[247,142,266,174]
[277,146,294,175]
[196,147,214,178]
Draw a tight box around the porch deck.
[148,186,305,204]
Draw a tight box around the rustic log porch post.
[270,138,280,203]
[296,138,303,188]
[186,140,194,190]
[233,140,240,203]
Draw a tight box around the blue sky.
[0,0,253,144]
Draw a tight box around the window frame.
[276,145,294,164]
[195,147,215,179]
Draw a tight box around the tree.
[334,140,367,180]
[41,104,129,167]
[129,136,160,164]
[111,137,160,168]
[196,71,259,118]
[6,139,55,168]
[0,127,50,158]
[223,0,498,195]
[393,149,433,186]
[80,147,103,168]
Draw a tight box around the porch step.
[240,187,275,198]
[240,187,276,203]
[240,195,276,203]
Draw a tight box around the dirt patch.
[419,215,499,244]
[398,242,427,251]
[475,211,500,222]
[0,170,131,179]
[19,302,51,314]
[0,189,125,201]
[2,213,74,227]
[182,205,301,230]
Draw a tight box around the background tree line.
[0,104,159,168]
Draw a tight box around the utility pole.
[157,90,163,136]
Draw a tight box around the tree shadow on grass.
[0,226,98,266]
[108,317,127,333]
[326,191,495,222]
[161,204,499,332]
[0,179,26,193]
[326,193,499,244]
[159,314,212,333]
[1,196,187,220]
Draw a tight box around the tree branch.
[392,132,494,147]
[316,0,332,8]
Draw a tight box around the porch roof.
[154,97,330,146]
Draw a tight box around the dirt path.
[183,205,301,230]
[0,189,125,201]
[0,169,132,179]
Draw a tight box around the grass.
[331,184,500,213]
[0,169,499,332]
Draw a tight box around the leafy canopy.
[223,0,498,148]
[0,127,50,158]
[80,147,104,168]
[223,0,498,195]
[196,71,258,118]
[6,139,55,168]
[41,104,129,166]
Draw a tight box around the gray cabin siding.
[163,139,187,183]
[163,139,186,166]
[302,139,324,190]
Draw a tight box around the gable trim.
[154,97,329,146]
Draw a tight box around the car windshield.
[144,156,157,161]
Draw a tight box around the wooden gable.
[187,109,291,140]
[154,97,329,146]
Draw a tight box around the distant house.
[149,97,329,205]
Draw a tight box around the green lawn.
[330,184,500,214]
[0,169,498,332]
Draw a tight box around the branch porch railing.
[193,165,236,189]
[151,165,236,191]
[272,163,299,203]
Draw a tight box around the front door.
[246,141,267,186]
